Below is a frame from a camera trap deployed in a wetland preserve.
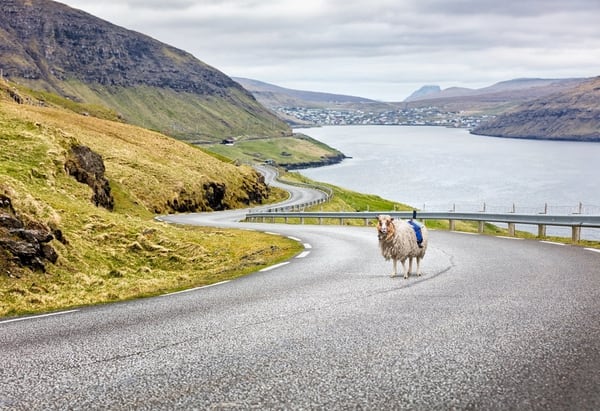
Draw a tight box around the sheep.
[376,214,428,279]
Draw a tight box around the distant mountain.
[0,0,289,141]
[404,85,442,101]
[472,76,600,141]
[403,78,587,112]
[233,77,380,107]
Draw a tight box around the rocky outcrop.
[472,77,600,141]
[65,145,114,210]
[166,182,227,213]
[0,195,59,273]
[165,176,270,213]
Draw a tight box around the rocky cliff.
[471,77,600,141]
[0,0,289,141]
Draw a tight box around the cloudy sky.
[58,0,600,101]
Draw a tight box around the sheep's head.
[376,215,395,241]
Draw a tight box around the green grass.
[281,172,412,213]
[0,93,302,318]
[61,81,290,142]
[204,134,344,166]
[11,76,291,143]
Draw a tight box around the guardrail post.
[572,226,581,243]
[508,223,515,236]
[538,224,546,237]
[478,221,484,233]
[449,219,455,231]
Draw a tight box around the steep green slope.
[0,0,290,141]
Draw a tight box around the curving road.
[1,172,600,410]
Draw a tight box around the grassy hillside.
[1,0,291,142]
[60,81,290,143]
[205,134,345,167]
[0,88,301,317]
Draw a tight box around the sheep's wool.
[379,219,428,262]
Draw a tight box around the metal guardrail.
[245,210,600,242]
[256,180,331,212]
[258,166,333,212]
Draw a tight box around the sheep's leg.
[416,257,422,277]
[408,257,414,276]
[401,259,409,279]
[390,259,397,278]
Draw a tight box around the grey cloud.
[58,0,600,100]
[415,0,600,16]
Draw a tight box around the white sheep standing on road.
[376,214,428,279]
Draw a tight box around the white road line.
[296,251,311,259]
[161,280,230,297]
[264,232,281,236]
[585,247,600,253]
[540,241,566,246]
[287,236,302,242]
[260,262,289,272]
[0,309,80,325]
[497,236,524,240]
[303,243,312,249]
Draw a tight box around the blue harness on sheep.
[408,220,423,246]
[408,210,423,247]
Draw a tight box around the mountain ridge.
[233,77,378,107]
[403,78,586,106]
[0,0,289,141]
[471,76,600,141]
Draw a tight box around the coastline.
[279,153,348,171]
[469,130,600,143]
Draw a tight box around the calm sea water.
[296,126,600,239]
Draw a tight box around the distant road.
[2,173,600,410]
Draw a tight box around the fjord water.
[297,126,600,239]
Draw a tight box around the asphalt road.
[2,173,600,410]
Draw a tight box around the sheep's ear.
[390,217,394,221]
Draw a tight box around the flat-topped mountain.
[0,0,289,141]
